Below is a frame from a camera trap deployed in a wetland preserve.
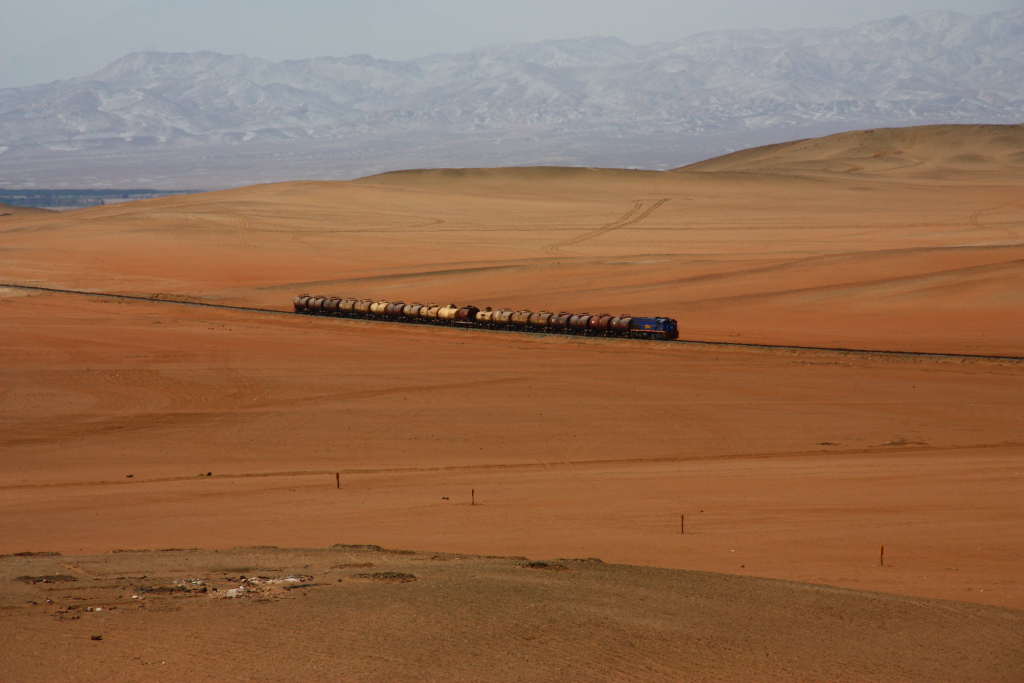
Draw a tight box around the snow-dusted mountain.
[2,9,1022,187]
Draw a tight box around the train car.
[590,314,614,335]
[493,309,515,327]
[384,302,406,318]
[568,313,591,334]
[510,310,533,328]
[457,305,480,323]
[610,315,633,336]
[437,304,461,323]
[550,312,573,331]
[629,317,678,340]
[339,298,358,315]
[529,311,554,329]
[476,307,496,325]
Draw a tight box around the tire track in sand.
[544,198,668,254]
[969,201,1024,241]
[230,212,255,249]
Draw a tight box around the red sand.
[1,125,1022,615]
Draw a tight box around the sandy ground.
[1,125,1023,679]
[3,547,1022,682]
[2,126,1022,355]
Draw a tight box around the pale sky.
[1,0,1020,88]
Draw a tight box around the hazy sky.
[1,0,1020,87]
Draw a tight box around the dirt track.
[1,124,1023,679]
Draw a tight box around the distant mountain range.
[1,9,1022,188]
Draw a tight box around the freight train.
[292,295,679,340]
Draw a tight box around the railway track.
[3,282,1021,362]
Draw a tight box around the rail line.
[3,282,1022,362]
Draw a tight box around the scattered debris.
[555,558,603,564]
[135,585,190,595]
[212,575,315,599]
[15,574,78,584]
[520,562,569,571]
[91,635,103,641]
[353,572,418,583]
[173,579,208,593]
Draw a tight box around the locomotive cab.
[629,316,678,340]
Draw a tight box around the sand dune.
[1,124,1022,679]
[0,201,55,217]
[679,124,1024,176]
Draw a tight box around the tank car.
[457,305,480,323]
[550,312,573,331]
[568,313,591,334]
[610,315,633,336]
[476,307,496,325]
[528,311,554,330]
[590,314,614,335]
[510,310,533,328]
[339,298,358,316]
[437,304,461,323]
[493,309,515,328]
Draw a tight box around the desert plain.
[1,124,1023,681]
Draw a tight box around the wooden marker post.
[336,473,340,489]
[880,544,884,566]
[681,514,685,534]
